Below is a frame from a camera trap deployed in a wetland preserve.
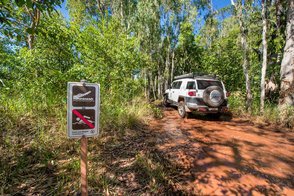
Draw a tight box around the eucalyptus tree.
[260,0,268,113]
[200,17,244,92]
[67,0,87,26]
[110,0,138,30]
[161,0,188,92]
[0,0,63,49]
[279,0,294,106]
[134,0,162,98]
[231,0,253,112]
[262,0,287,103]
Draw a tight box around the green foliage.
[229,94,294,128]
[0,11,161,192]
[175,21,203,74]
[72,19,146,101]
[200,17,243,92]
[0,0,63,44]
[228,92,246,115]
[0,0,293,194]
[101,97,153,131]
[0,42,20,88]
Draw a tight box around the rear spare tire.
[203,86,224,107]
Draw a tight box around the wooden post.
[81,135,88,196]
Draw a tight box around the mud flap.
[185,105,192,113]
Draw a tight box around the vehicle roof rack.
[174,72,219,80]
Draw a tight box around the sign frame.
[67,82,100,138]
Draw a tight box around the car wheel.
[163,94,170,107]
[178,101,187,118]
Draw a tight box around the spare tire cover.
[203,86,225,107]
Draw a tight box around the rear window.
[197,80,223,89]
[186,81,196,89]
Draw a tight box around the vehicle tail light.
[188,91,197,96]
[226,92,231,97]
[198,107,207,112]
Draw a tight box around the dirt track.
[149,107,294,195]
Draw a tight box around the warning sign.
[72,86,96,107]
[72,109,95,130]
[67,82,100,138]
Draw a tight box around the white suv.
[163,73,229,118]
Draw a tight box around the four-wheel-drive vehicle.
[163,73,229,118]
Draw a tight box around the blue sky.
[212,0,231,10]
[59,1,69,20]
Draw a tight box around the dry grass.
[0,97,171,195]
[229,93,294,129]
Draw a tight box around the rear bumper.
[186,100,229,113]
[187,105,229,113]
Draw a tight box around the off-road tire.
[163,94,170,107]
[203,86,225,107]
[178,101,187,118]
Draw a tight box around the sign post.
[67,81,100,195]
[81,135,88,196]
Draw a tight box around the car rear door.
[169,81,177,102]
[171,81,182,103]
[196,79,224,98]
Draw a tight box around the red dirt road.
[149,108,294,195]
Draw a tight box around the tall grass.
[229,92,294,129]
[0,91,156,194]
[100,96,154,132]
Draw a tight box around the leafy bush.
[0,15,157,194]
[228,92,246,116]
[228,93,294,129]
[277,106,294,128]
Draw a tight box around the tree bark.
[97,0,106,16]
[27,34,34,49]
[171,50,175,83]
[275,0,283,29]
[153,74,157,100]
[157,68,162,98]
[144,68,148,99]
[25,6,40,49]
[260,0,268,113]
[149,72,156,100]
[164,40,170,91]
[279,0,294,106]
[146,71,151,101]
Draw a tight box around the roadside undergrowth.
[0,95,165,194]
[229,93,294,129]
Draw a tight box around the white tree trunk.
[144,68,148,99]
[171,50,175,83]
[260,0,268,113]
[27,34,33,50]
[279,0,294,106]
[157,68,162,98]
[232,0,253,111]
[164,43,170,91]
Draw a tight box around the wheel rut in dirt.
[149,107,294,195]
